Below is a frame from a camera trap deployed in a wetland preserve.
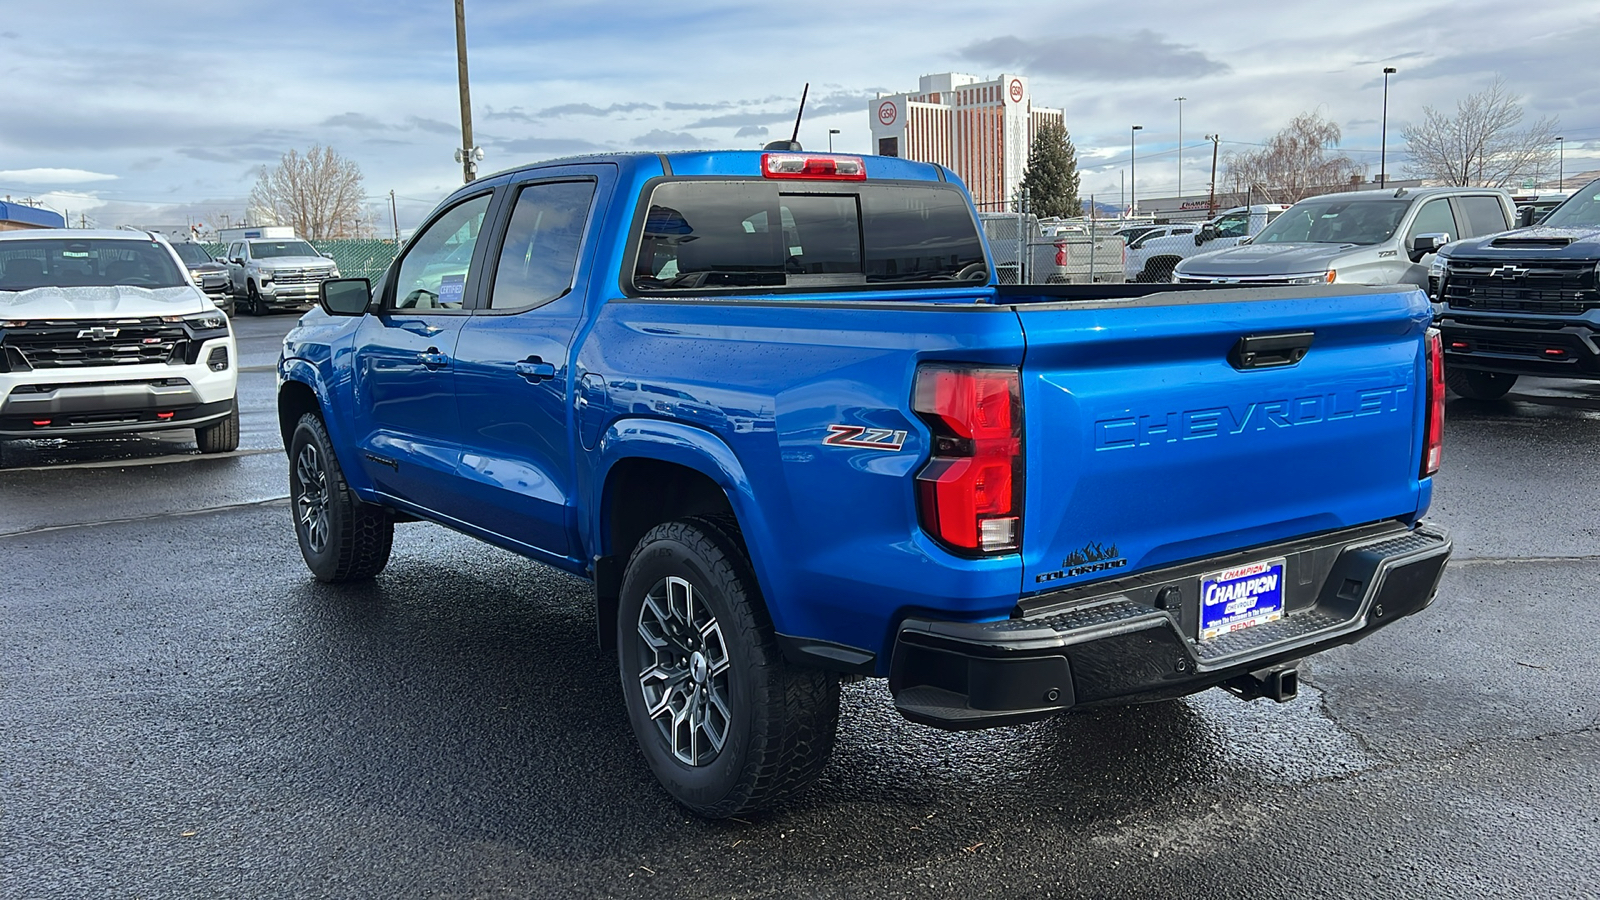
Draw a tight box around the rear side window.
[1456,196,1510,238]
[490,179,597,310]
[632,181,986,293]
[1408,199,1458,242]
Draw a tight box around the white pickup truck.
[979,213,1124,284]
[1126,204,1288,282]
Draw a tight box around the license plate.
[1200,558,1286,641]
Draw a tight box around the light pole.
[1204,133,1220,216]
[1556,136,1565,190]
[1379,66,1397,187]
[454,0,479,183]
[1130,124,1143,215]
[828,128,840,152]
[1174,97,1187,201]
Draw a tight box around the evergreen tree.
[1019,121,1081,218]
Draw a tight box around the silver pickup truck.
[979,213,1124,284]
[223,237,339,316]
[1174,187,1516,288]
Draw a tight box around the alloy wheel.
[295,443,331,554]
[636,575,732,766]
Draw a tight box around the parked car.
[279,149,1450,818]
[1433,178,1600,399]
[1174,187,1515,289]
[1124,223,1201,281]
[1129,204,1289,282]
[0,230,239,453]
[224,236,339,316]
[170,240,234,316]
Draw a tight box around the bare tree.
[1223,111,1361,203]
[1401,76,1558,188]
[247,145,367,239]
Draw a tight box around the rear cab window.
[630,181,987,294]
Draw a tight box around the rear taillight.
[913,365,1023,554]
[761,154,866,181]
[1054,241,1068,266]
[1423,327,1444,477]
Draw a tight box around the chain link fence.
[199,239,399,283]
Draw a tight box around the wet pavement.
[2,313,1598,898]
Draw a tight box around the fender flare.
[277,357,376,497]
[591,417,790,634]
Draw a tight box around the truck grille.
[269,268,333,288]
[1442,258,1599,316]
[0,319,187,370]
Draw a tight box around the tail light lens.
[1422,327,1444,477]
[913,365,1023,554]
[1054,241,1068,266]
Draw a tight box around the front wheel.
[618,518,839,817]
[288,413,393,582]
[1445,367,1517,401]
[195,400,240,453]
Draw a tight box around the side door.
[1400,196,1459,287]
[226,243,244,292]
[1452,194,1514,240]
[350,189,499,517]
[451,167,611,559]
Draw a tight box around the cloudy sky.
[2,0,1595,231]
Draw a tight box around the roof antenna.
[762,83,808,152]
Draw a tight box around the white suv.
[0,230,239,452]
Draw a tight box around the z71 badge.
[824,425,908,451]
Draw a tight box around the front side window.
[0,239,186,291]
[489,180,596,310]
[1407,199,1458,243]
[632,180,986,293]
[1213,214,1249,238]
[392,193,492,311]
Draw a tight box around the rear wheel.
[618,518,839,817]
[288,413,393,582]
[1445,367,1517,401]
[195,400,240,453]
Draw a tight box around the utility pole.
[1129,125,1143,216]
[1379,66,1397,187]
[1205,133,1220,216]
[1174,97,1187,201]
[454,0,478,183]
[389,190,400,243]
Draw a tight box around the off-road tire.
[195,400,240,453]
[288,413,393,582]
[618,517,839,818]
[1445,367,1517,401]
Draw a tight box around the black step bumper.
[889,522,1451,730]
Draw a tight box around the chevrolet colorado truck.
[1434,178,1600,399]
[278,150,1451,817]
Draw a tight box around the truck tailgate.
[1011,286,1431,595]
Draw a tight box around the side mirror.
[230,257,244,265]
[1517,206,1537,228]
[1410,232,1450,262]
[319,277,372,316]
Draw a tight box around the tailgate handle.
[1230,332,1314,370]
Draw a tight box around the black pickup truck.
[1434,178,1600,399]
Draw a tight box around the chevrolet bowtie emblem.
[77,326,121,340]
[1489,265,1528,279]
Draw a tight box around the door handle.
[515,356,558,383]
[418,347,450,370]
[1229,332,1314,370]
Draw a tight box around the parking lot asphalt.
[2,312,1598,898]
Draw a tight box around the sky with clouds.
[2,0,1596,231]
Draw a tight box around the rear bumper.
[1438,314,1600,378]
[889,521,1451,730]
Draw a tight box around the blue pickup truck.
[278,150,1451,816]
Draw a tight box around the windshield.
[1252,198,1411,245]
[172,243,212,266]
[632,180,987,292]
[250,240,319,259]
[1540,181,1600,228]
[0,238,187,291]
